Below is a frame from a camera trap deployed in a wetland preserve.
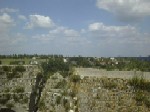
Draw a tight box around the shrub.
[39,99,46,111]
[101,77,117,89]
[129,75,150,91]
[14,66,26,72]
[7,71,21,80]
[2,66,11,72]
[70,75,81,83]
[144,98,150,108]
[6,103,14,109]
[56,96,61,104]
[135,90,145,102]
[54,80,67,89]
[0,98,9,104]
[13,86,24,93]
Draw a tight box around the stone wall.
[0,65,39,112]
[75,68,150,80]
[77,77,150,112]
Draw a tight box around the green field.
[0,58,47,65]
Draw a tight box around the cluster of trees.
[0,54,64,59]
[1,54,150,72]
[2,66,26,80]
[41,58,70,78]
[106,59,150,71]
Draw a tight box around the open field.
[0,58,47,65]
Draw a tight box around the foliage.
[63,99,70,111]
[70,75,81,83]
[0,93,10,104]
[101,77,117,89]
[144,98,150,108]
[0,99,7,105]
[2,66,11,72]
[7,71,21,80]
[14,66,26,72]
[38,99,46,111]
[56,96,61,104]
[129,75,150,108]
[41,58,70,78]
[6,103,14,109]
[135,90,145,102]
[10,61,25,65]
[54,80,67,89]
[13,86,24,93]
[129,75,150,91]
[22,96,28,104]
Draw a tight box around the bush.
[22,96,28,103]
[14,66,26,72]
[7,71,21,80]
[13,86,24,93]
[101,77,117,89]
[135,90,145,102]
[144,98,150,108]
[129,75,150,91]
[0,98,9,104]
[39,99,46,111]
[6,103,14,109]
[54,80,67,89]
[129,75,150,108]
[56,96,61,104]
[2,66,11,72]
[70,75,81,83]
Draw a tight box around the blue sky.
[0,0,150,57]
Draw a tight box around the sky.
[0,0,150,57]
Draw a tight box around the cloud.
[87,22,150,56]
[88,22,150,43]
[0,8,18,13]
[96,0,150,22]
[25,15,55,29]
[18,15,27,21]
[88,22,137,39]
[0,13,15,33]
[0,8,149,56]
[32,26,83,43]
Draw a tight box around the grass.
[0,58,47,65]
[129,75,150,108]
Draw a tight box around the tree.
[14,66,26,72]
[70,75,81,83]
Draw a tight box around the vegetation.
[6,103,14,109]
[2,66,11,72]
[13,86,24,93]
[41,57,70,78]
[70,75,81,83]
[1,54,150,72]
[7,71,21,80]
[129,75,150,108]
[56,96,61,104]
[54,79,67,89]
[13,66,26,73]
[101,77,117,89]
[38,98,46,111]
